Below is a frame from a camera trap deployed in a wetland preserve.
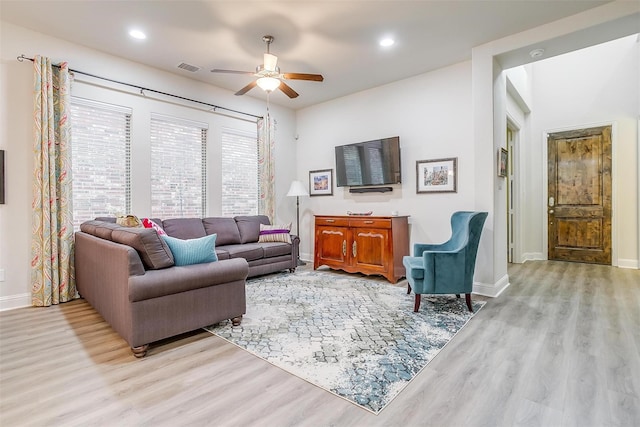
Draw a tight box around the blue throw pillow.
[161,234,218,266]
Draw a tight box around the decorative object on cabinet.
[346,211,373,216]
[309,169,333,196]
[498,148,508,177]
[314,215,409,283]
[416,157,457,194]
[403,211,488,312]
[286,180,309,266]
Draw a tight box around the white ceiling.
[0,0,616,109]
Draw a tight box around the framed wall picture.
[498,148,508,177]
[416,157,457,194]
[309,169,333,196]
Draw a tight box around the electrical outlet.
[0,269,5,282]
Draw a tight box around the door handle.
[342,240,346,256]
[352,241,357,257]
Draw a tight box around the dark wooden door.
[547,126,611,264]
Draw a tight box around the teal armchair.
[402,211,488,312]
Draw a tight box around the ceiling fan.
[211,35,324,99]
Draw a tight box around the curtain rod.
[17,54,263,120]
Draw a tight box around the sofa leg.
[465,294,473,312]
[231,316,243,326]
[413,294,421,312]
[289,268,296,273]
[132,344,149,358]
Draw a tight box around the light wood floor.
[1,261,639,427]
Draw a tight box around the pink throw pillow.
[141,218,167,235]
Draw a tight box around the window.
[70,98,131,230]
[150,113,207,218]
[221,127,258,216]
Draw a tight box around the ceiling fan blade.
[278,81,299,99]
[282,73,324,82]
[235,81,257,96]
[211,69,255,75]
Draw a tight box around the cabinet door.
[315,226,348,267]
[350,227,390,273]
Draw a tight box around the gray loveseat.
[75,215,300,357]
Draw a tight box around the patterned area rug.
[205,269,485,414]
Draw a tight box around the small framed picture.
[498,148,508,177]
[309,169,333,196]
[416,157,457,194]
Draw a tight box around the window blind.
[150,113,207,218]
[70,97,131,230]
[221,127,259,216]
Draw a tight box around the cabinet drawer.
[315,217,350,227]
[349,218,392,229]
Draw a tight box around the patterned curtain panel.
[31,56,76,306]
[257,114,275,221]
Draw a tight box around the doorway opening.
[506,120,518,264]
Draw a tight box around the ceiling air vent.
[177,62,200,73]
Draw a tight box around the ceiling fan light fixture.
[257,77,281,92]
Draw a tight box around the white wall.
[528,34,639,267]
[0,21,298,310]
[295,61,478,264]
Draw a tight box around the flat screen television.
[335,136,401,187]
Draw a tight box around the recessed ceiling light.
[379,38,395,47]
[129,29,147,40]
[529,48,545,58]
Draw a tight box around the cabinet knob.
[342,240,347,256]
[352,241,357,257]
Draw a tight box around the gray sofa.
[75,215,300,357]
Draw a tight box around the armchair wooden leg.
[414,294,421,312]
[456,294,460,298]
[465,294,473,312]
[407,284,412,294]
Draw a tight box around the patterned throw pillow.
[116,215,142,227]
[161,234,218,266]
[258,223,292,244]
[141,218,166,235]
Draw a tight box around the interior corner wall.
[529,34,639,267]
[0,21,298,310]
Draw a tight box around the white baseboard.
[0,293,31,311]
[617,259,639,269]
[473,274,510,298]
[520,252,544,263]
[300,252,312,264]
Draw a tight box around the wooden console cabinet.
[314,215,409,283]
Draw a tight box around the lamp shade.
[286,180,309,197]
[256,77,281,92]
